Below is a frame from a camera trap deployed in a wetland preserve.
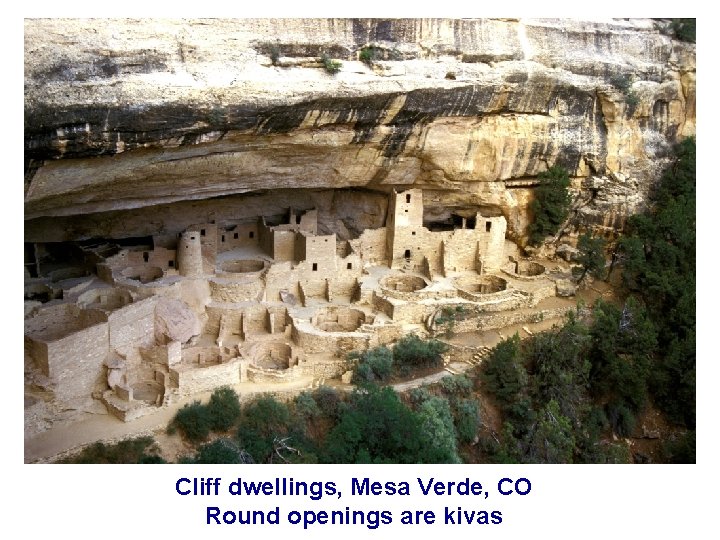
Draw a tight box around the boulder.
[155,298,201,344]
[555,279,577,297]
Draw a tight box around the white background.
[8,3,713,538]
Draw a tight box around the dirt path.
[25,376,314,463]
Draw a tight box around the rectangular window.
[249,232,254,239]
[200,229,206,236]
[406,194,411,203]
[486,221,492,232]
[168,260,174,268]
[412,231,416,235]
[404,249,411,259]
[347,263,352,270]
[221,235,225,242]
[143,252,149,262]
[312,263,318,271]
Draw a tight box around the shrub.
[453,398,481,444]
[352,345,394,384]
[359,46,380,65]
[194,438,252,464]
[313,385,342,418]
[207,386,242,431]
[670,18,696,43]
[294,391,321,420]
[573,233,607,281]
[320,54,342,74]
[170,401,213,442]
[237,396,292,463]
[440,374,473,396]
[393,334,448,369]
[57,436,162,464]
[606,402,636,438]
[528,166,572,246]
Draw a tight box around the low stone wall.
[209,279,263,302]
[291,320,370,355]
[170,358,242,395]
[247,364,303,383]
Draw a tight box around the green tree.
[237,396,292,463]
[573,233,606,281]
[393,334,448,369]
[169,401,213,442]
[619,137,695,427]
[528,166,572,245]
[453,398,481,444]
[481,334,528,413]
[415,397,461,463]
[194,438,252,464]
[352,345,394,385]
[207,386,242,431]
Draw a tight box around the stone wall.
[170,359,242,395]
[349,227,387,264]
[217,222,259,252]
[209,279,263,302]
[44,322,109,403]
[108,297,157,352]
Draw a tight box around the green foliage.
[294,391,321,420]
[194,438,252,464]
[526,315,590,423]
[268,43,281,66]
[320,54,342,74]
[453,398,481,444]
[619,137,695,427]
[528,166,572,245]
[662,430,696,463]
[609,74,640,115]
[606,402,636,438]
[313,386,342,419]
[573,233,606,281]
[440,374,473,396]
[415,396,461,463]
[323,386,422,463]
[481,334,528,413]
[170,401,213,442]
[57,436,163,464]
[670,18,696,43]
[359,46,380,65]
[352,345,394,385]
[526,400,576,464]
[206,106,225,127]
[207,386,242,432]
[393,334,448,369]
[609,73,632,93]
[588,299,655,416]
[237,395,291,463]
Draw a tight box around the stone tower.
[177,231,203,277]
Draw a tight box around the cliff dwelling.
[25,187,569,422]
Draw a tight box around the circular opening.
[455,275,507,294]
[515,261,546,276]
[313,306,366,332]
[78,288,132,310]
[380,274,428,293]
[219,259,265,273]
[252,343,291,370]
[121,266,164,284]
[132,381,163,404]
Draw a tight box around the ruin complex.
[24,186,571,422]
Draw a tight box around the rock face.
[24,18,695,244]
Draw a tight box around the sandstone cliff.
[24,18,695,245]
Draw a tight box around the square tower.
[386,189,424,268]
